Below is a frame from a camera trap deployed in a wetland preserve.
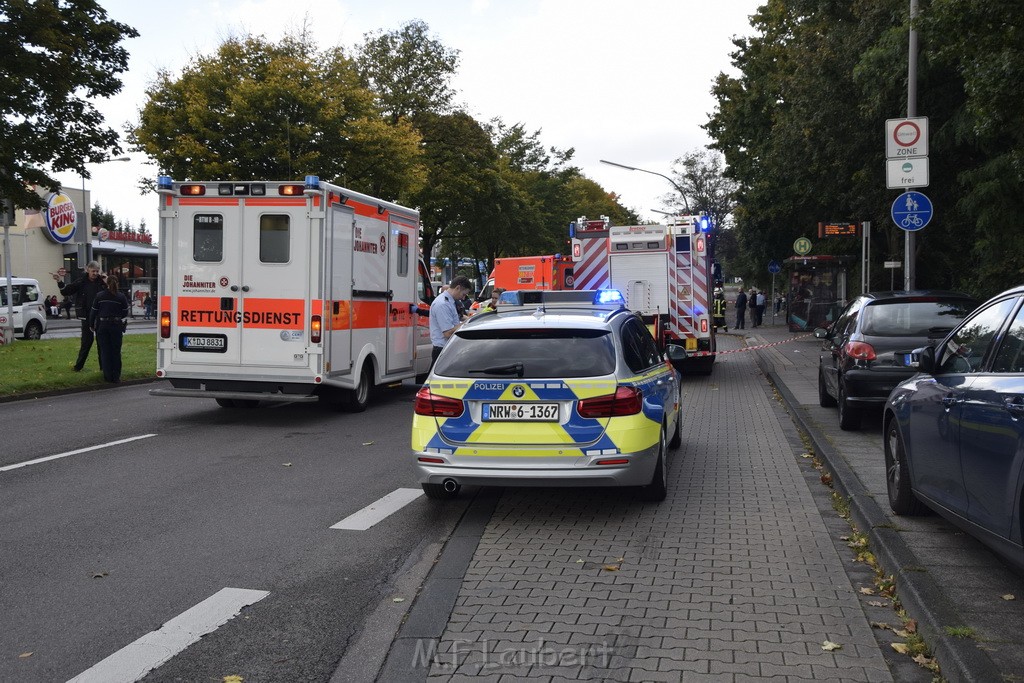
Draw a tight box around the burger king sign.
[43,192,77,243]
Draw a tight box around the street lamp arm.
[599,159,691,214]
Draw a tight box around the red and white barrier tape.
[712,332,814,355]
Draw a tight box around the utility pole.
[905,0,919,290]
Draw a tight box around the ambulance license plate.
[483,403,558,422]
[685,338,698,351]
[179,333,228,353]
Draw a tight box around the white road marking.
[0,434,157,473]
[330,487,425,530]
[67,587,269,683]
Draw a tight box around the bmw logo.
[512,385,525,398]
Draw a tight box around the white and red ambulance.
[151,175,434,410]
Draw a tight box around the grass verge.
[0,335,156,398]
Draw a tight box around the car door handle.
[1004,398,1024,416]
[941,394,961,408]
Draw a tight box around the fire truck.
[150,175,435,411]
[570,215,716,374]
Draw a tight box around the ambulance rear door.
[238,196,312,367]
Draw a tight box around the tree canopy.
[0,0,137,209]
[706,0,1024,299]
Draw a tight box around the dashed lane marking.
[330,487,425,531]
[0,434,157,473]
[67,587,269,683]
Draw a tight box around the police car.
[412,290,686,502]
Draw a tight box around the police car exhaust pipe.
[443,478,459,493]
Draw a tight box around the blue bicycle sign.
[891,191,932,232]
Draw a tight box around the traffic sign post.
[768,260,781,324]
[891,191,933,231]
[884,260,902,290]
[886,117,929,158]
[886,157,929,189]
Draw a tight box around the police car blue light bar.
[595,289,624,305]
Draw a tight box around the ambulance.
[150,176,434,411]
[471,254,574,310]
[570,215,716,374]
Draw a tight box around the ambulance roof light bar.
[304,175,320,196]
[157,176,174,195]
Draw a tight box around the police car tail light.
[160,311,171,338]
[414,387,465,418]
[845,341,877,361]
[577,386,643,418]
[310,314,322,343]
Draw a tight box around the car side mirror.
[813,327,830,339]
[666,345,689,362]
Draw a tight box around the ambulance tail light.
[310,314,322,343]
[279,184,305,196]
[577,386,643,418]
[180,184,206,196]
[160,311,171,338]
[414,387,465,418]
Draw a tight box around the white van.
[0,278,48,339]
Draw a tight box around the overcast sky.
[56,0,763,237]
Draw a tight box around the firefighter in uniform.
[712,287,728,332]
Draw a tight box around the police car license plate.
[483,403,558,422]
[179,333,228,352]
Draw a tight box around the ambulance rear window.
[194,214,223,262]
[260,215,289,263]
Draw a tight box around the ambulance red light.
[180,184,205,196]
[160,311,171,338]
[279,184,305,196]
[310,314,322,343]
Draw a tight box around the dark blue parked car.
[883,285,1024,571]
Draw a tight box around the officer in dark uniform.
[56,260,107,371]
[89,275,130,383]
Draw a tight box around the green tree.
[0,0,137,209]
[355,20,460,125]
[131,31,424,201]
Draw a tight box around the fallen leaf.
[223,676,244,683]
[912,654,939,671]
[868,601,888,608]
[92,571,109,579]
[893,629,912,638]
[859,587,875,595]
[282,463,292,467]
[616,557,625,562]
[870,622,892,630]
[576,558,584,564]
[891,643,910,655]
[392,597,405,603]
[839,535,850,541]
[18,652,32,659]
[1002,594,1016,601]
[821,473,833,486]
[904,619,917,634]
[821,640,842,651]
[801,453,814,458]
[362,442,374,446]
[602,565,620,571]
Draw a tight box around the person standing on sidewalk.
[55,261,106,372]
[89,275,129,383]
[754,289,766,326]
[734,287,747,330]
[712,288,728,332]
[429,275,472,368]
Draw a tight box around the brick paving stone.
[424,338,894,682]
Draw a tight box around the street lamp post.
[599,159,692,215]
[79,156,131,270]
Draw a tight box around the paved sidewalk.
[386,333,895,681]
[747,319,1024,682]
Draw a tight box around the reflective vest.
[713,297,727,317]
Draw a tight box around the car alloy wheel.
[837,380,860,431]
[884,419,928,515]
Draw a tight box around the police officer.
[712,288,728,332]
[429,275,472,368]
[89,275,130,383]
[55,260,107,371]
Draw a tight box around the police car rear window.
[436,329,616,378]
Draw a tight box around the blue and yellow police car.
[412,290,686,502]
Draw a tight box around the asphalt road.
[0,383,468,682]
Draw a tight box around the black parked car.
[883,285,1024,571]
[816,291,979,430]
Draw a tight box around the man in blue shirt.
[429,275,472,367]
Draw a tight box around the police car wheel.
[422,482,459,499]
[668,404,682,450]
[637,429,667,502]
